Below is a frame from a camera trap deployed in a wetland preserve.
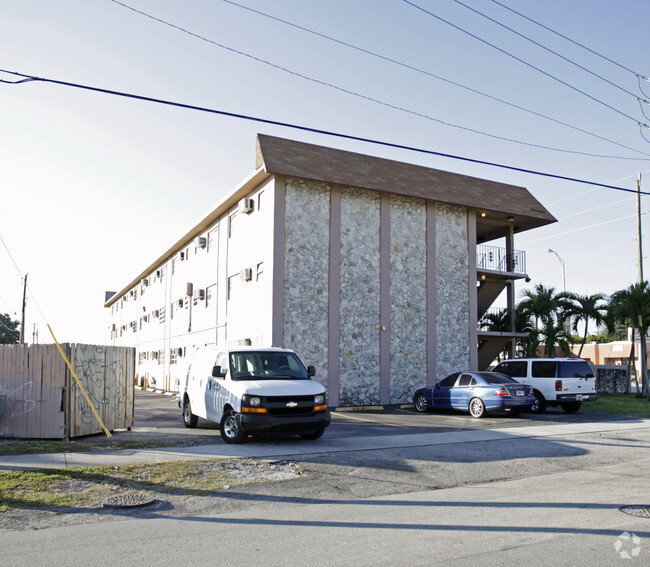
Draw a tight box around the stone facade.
[389,195,427,404]
[435,203,470,377]
[594,366,629,394]
[283,178,330,388]
[282,179,472,406]
[339,186,381,406]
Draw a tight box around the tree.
[565,292,608,357]
[0,313,20,344]
[518,284,573,357]
[608,282,650,399]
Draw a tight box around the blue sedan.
[413,371,535,418]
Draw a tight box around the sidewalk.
[2,418,649,471]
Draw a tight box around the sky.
[2,0,650,345]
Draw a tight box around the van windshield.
[229,351,308,380]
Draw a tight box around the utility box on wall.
[0,343,135,439]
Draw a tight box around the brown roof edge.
[256,134,556,225]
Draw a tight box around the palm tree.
[565,293,608,357]
[479,308,508,333]
[608,282,650,398]
[518,284,573,357]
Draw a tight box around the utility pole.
[637,173,644,284]
[19,273,27,344]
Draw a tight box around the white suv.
[492,357,598,414]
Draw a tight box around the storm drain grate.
[619,505,650,518]
[103,493,157,509]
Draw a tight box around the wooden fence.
[0,344,135,439]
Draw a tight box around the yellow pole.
[48,324,112,438]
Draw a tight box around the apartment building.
[105,134,556,406]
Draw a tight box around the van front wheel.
[220,409,248,444]
[182,397,198,428]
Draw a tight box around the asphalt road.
[2,390,650,566]
[130,387,634,443]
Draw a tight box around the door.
[450,373,476,410]
[431,373,460,408]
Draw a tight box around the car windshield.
[229,351,308,380]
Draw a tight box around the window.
[208,228,218,252]
[257,190,264,211]
[256,262,264,282]
[227,275,240,300]
[558,360,594,378]
[206,284,216,308]
[496,361,527,378]
[532,361,556,378]
[228,212,238,238]
[457,374,473,387]
[438,373,460,388]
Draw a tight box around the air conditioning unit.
[142,278,149,287]
[240,268,253,282]
[152,309,160,318]
[195,236,207,249]
[193,288,205,300]
[156,269,162,278]
[177,299,184,307]
[238,198,254,214]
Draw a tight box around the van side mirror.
[307,365,316,377]
[212,365,226,378]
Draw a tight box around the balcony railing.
[476,245,526,275]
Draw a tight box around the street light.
[548,249,566,292]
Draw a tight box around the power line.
[1,68,648,196]
[401,0,647,127]
[222,0,650,159]
[107,0,650,160]
[451,0,643,101]
[487,0,643,77]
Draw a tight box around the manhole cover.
[619,505,650,518]
[103,493,157,509]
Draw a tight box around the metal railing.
[476,245,526,275]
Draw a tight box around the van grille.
[265,395,316,416]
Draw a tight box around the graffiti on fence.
[73,348,128,425]
[0,381,40,418]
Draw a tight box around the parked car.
[491,357,598,414]
[179,346,331,443]
[413,371,535,418]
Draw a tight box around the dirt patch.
[0,459,303,532]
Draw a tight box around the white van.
[492,357,598,414]
[179,346,330,443]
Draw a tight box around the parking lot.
[129,387,626,445]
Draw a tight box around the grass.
[0,459,256,514]
[582,392,650,419]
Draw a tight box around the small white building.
[106,135,556,406]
